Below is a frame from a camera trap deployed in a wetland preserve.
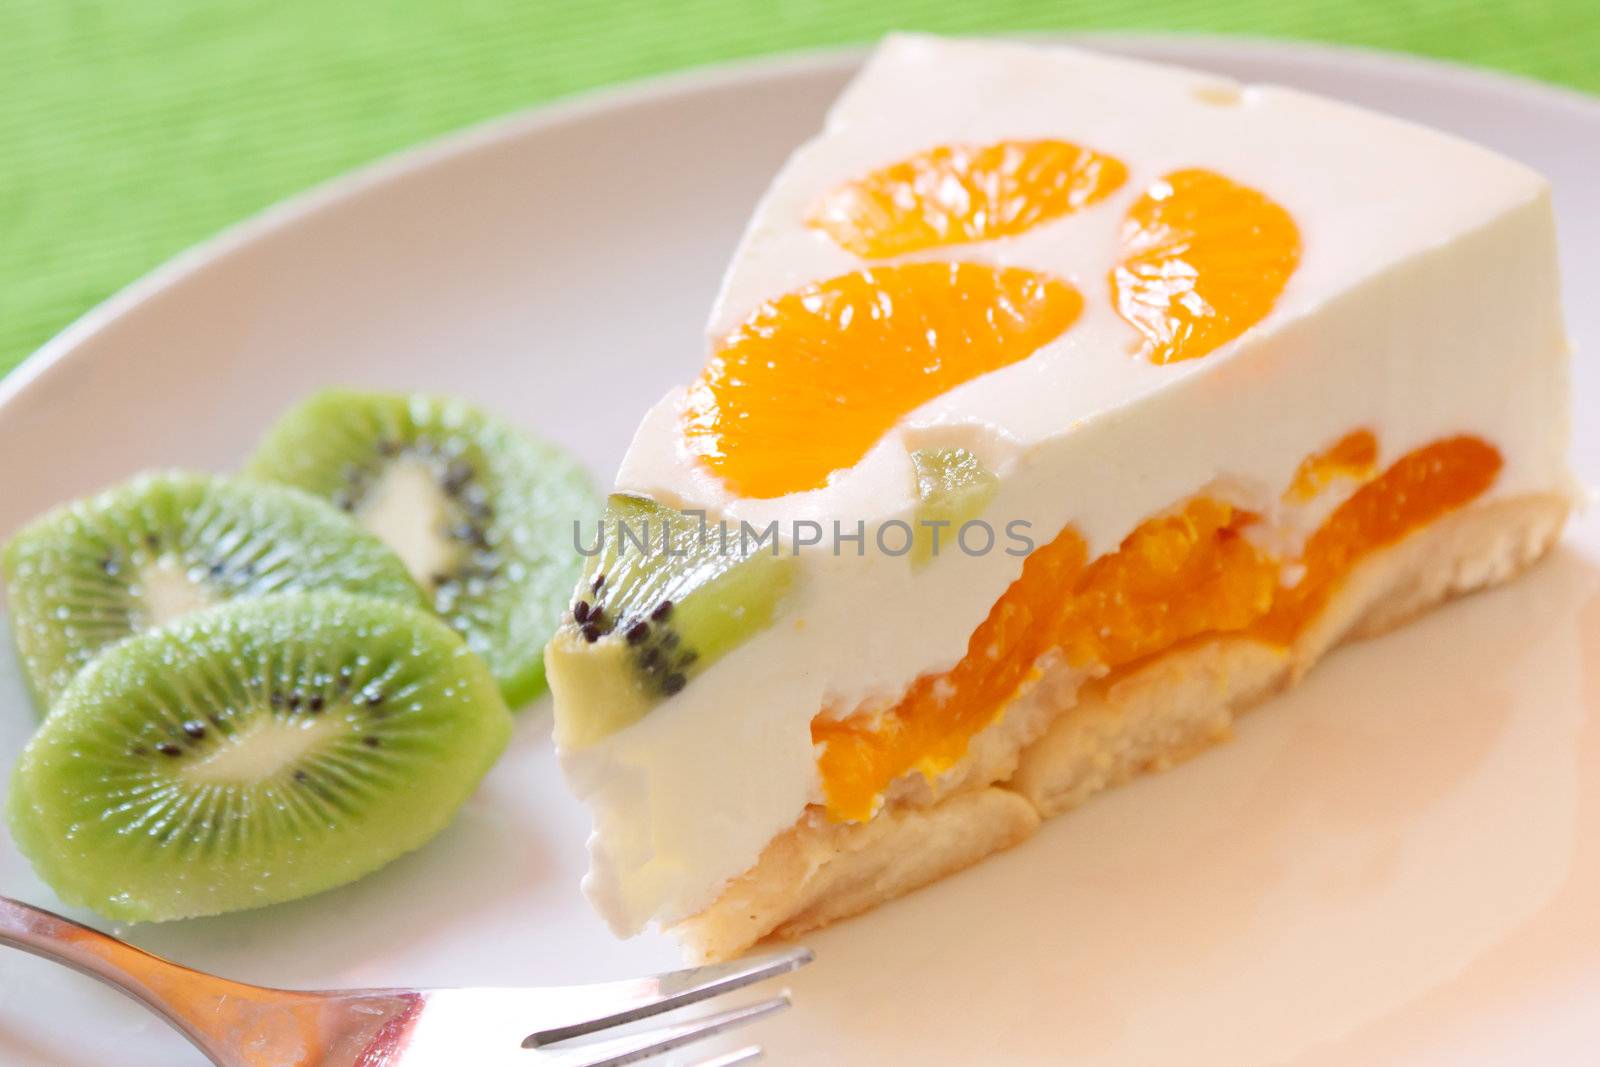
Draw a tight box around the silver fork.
[0,896,810,1066]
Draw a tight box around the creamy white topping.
[558,35,1575,936]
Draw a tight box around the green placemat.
[3,0,1596,378]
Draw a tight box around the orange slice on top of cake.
[545,35,1575,960]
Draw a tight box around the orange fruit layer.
[1254,435,1502,643]
[813,514,1089,822]
[1111,168,1302,365]
[683,263,1082,499]
[814,434,1501,822]
[807,139,1129,258]
[1286,429,1378,502]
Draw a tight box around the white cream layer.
[557,35,1575,937]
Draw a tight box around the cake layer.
[552,35,1574,940]
[678,493,1569,960]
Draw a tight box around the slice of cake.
[546,34,1575,961]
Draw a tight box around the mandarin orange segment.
[1286,429,1379,502]
[814,520,1089,822]
[814,433,1501,822]
[684,263,1082,499]
[814,499,1271,821]
[807,139,1128,258]
[1256,435,1502,642]
[1111,168,1302,365]
[1049,499,1277,669]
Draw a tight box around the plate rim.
[2,32,1598,1066]
[3,31,1596,420]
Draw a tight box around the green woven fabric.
[3,0,1596,377]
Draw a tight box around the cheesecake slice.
[546,34,1575,960]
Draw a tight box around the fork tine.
[536,995,789,1067]
[524,946,811,1048]
[693,1047,763,1067]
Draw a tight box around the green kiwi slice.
[246,390,597,708]
[1,471,421,712]
[910,447,1000,566]
[547,493,796,747]
[7,592,512,922]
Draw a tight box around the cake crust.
[676,493,1570,961]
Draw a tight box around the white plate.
[2,35,1598,1066]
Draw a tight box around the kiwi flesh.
[547,493,796,747]
[1,471,421,712]
[6,592,511,922]
[246,390,597,708]
[910,447,999,567]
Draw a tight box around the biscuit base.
[676,494,1569,962]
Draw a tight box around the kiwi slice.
[246,390,597,708]
[547,494,796,747]
[6,592,511,922]
[1,471,421,712]
[910,447,1000,566]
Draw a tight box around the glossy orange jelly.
[814,434,1502,822]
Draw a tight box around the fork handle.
[0,895,277,1047]
[0,896,422,1067]
[0,894,192,1007]
[0,895,331,1066]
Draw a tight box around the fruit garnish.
[1,472,421,712]
[548,494,798,747]
[1286,429,1378,501]
[6,593,511,922]
[247,390,598,708]
[807,139,1127,258]
[909,447,1000,567]
[684,263,1081,499]
[1111,168,1301,365]
[815,434,1499,821]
